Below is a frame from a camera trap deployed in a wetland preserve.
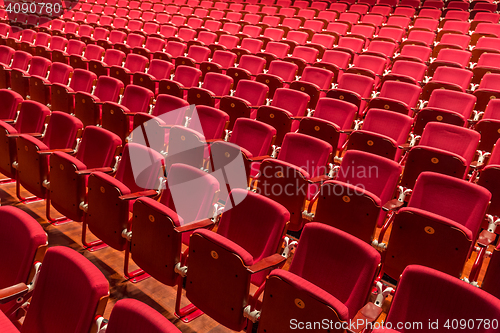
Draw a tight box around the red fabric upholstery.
[0,207,46,314]
[419,122,480,166]
[290,223,381,318]
[409,172,491,240]
[229,118,276,157]
[106,299,181,333]
[216,188,290,284]
[0,90,22,120]
[386,265,500,332]
[21,247,109,333]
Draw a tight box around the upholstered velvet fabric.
[419,122,481,166]
[409,172,491,241]
[361,109,413,160]
[21,247,109,333]
[216,189,290,284]
[115,142,165,193]
[424,89,477,119]
[378,80,422,110]
[230,118,276,157]
[159,163,219,225]
[0,90,23,120]
[289,223,381,318]
[189,105,229,141]
[385,265,500,333]
[72,126,121,169]
[0,207,47,314]
[13,101,51,133]
[106,299,181,333]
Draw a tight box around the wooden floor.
[0,177,493,332]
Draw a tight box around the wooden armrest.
[206,138,224,143]
[291,116,308,120]
[470,161,484,170]
[382,199,404,212]
[249,155,271,162]
[7,133,43,138]
[2,119,15,123]
[341,129,354,134]
[75,167,114,175]
[119,189,158,201]
[174,218,215,233]
[248,253,286,274]
[399,143,412,150]
[478,230,496,247]
[349,302,383,333]
[37,148,74,155]
[308,174,330,183]
[0,283,29,304]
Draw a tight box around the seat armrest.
[174,218,215,233]
[75,167,114,175]
[399,142,412,151]
[37,148,75,155]
[206,138,224,143]
[119,189,158,201]
[247,253,286,274]
[477,230,496,247]
[7,133,43,138]
[0,283,29,304]
[340,129,355,134]
[348,302,383,333]
[308,174,330,183]
[249,155,271,162]
[470,161,484,170]
[382,199,404,212]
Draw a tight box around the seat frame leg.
[81,216,108,251]
[46,193,72,225]
[16,177,43,204]
[123,245,150,283]
[174,251,204,322]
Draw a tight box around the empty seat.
[310,150,402,243]
[253,223,381,332]
[219,80,269,129]
[29,62,73,106]
[187,72,233,107]
[174,188,290,330]
[0,206,47,316]
[379,265,500,332]
[121,163,219,282]
[254,132,332,230]
[347,109,413,162]
[51,69,97,114]
[414,89,477,135]
[421,66,473,100]
[74,76,124,127]
[256,88,310,145]
[101,85,154,142]
[46,126,122,224]
[0,101,50,182]
[14,112,83,202]
[81,143,164,251]
[383,172,491,280]
[97,299,182,333]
